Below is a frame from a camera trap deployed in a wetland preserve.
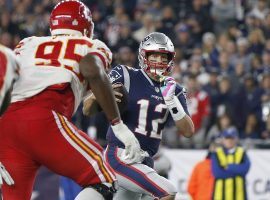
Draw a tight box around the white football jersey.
[0,45,19,109]
[12,35,112,114]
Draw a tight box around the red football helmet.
[50,0,94,38]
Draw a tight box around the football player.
[84,32,194,200]
[0,1,144,200]
[0,45,19,116]
[0,45,18,191]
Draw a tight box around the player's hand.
[160,77,176,102]
[120,149,149,164]
[0,162,14,186]
[83,92,96,116]
[111,121,142,161]
[112,83,123,103]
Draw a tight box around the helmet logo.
[52,20,58,25]
[142,35,151,43]
[72,19,78,26]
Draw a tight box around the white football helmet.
[138,32,175,82]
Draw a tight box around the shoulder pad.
[109,65,125,83]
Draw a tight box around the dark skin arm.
[79,54,120,122]
[0,89,12,116]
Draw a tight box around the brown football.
[113,84,129,114]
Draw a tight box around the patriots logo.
[143,35,151,42]
[109,70,122,83]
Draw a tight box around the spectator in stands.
[241,74,261,119]
[211,127,250,200]
[174,24,195,59]
[248,28,265,55]
[248,0,269,21]
[203,67,220,130]
[187,140,217,200]
[181,74,210,148]
[133,13,156,42]
[115,46,137,67]
[115,23,138,51]
[261,50,270,69]
[241,113,262,139]
[217,51,234,75]
[262,12,270,39]
[206,114,233,146]
[188,0,213,33]
[211,0,236,35]
[201,32,218,67]
[231,37,252,72]
[156,5,177,40]
[250,55,263,76]
[216,76,235,117]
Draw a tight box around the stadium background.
[1,0,270,199]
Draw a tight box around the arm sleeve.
[227,152,251,176]
[176,85,190,116]
[211,153,235,179]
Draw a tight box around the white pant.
[105,146,177,200]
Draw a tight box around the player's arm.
[174,92,194,138]
[161,77,194,138]
[80,54,120,121]
[79,54,143,162]
[83,84,123,117]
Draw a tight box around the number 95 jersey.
[107,65,189,156]
[12,35,112,114]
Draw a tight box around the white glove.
[160,77,176,102]
[120,149,149,165]
[0,162,14,186]
[160,77,186,121]
[111,121,144,163]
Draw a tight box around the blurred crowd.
[1,0,270,149]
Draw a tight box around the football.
[113,83,129,114]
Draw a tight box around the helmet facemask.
[138,32,175,82]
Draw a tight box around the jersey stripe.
[121,66,130,92]
[53,111,115,183]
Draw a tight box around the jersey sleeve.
[108,65,125,85]
[14,36,35,56]
[175,84,190,116]
[88,39,112,70]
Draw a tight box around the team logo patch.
[109,70,122,83]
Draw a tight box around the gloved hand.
[120,149,149,165]
[111,121,143,163]
[0,162,14,186]
[160,77,186,121]
[160,77,176,102]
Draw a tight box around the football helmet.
[50,0,94,38]
[138,32,175,82]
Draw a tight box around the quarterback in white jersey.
[0,45,19,115]
[0,1,142,200]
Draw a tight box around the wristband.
[165,96,186,121]
[110,117,121,126]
